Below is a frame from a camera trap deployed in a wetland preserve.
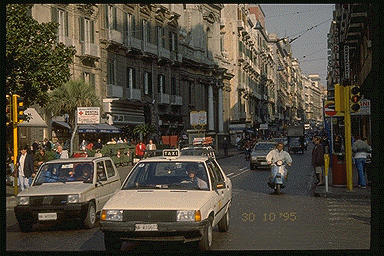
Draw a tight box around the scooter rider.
[266,142,292,167]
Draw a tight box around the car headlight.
[251,156,257,160]
[67,194,80,204]
[177,210,201,222]
[101,210,123,221]
[18,196,29,205]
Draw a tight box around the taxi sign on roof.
[163,149,180,159]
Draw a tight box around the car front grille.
[30,195,68,206]
[123,210,176,222]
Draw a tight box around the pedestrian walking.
[34,148,48,172]
[94,138,103,150]
[145,139,157,158]
[54,145,69,159]
[312,137,325,186]
[222,137,229,156]
[80,139,88,151]
[43,138,52,151]
[135,140,146,160]
[352,135,371,189]
[14,145,34,190]
[32,140,40,155]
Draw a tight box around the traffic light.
[6,95,12,125]
[350,85,361,112]
[12,94,25,123]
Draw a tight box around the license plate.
[38,212,57,221]
[135,223,158,231]
[260,162,267,165]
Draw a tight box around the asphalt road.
[6,146,370,251]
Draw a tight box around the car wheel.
[83,201,96,229]
[198,216,213,250]
[18,221,33,232]
[218,208,230,232]
[104,232,123,252]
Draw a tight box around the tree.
[6,4,76,107]
[46,79,101,129]
[133,124,158,142]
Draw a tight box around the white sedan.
[100,149,232,251]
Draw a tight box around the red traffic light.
[351,95,361,103]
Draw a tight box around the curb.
[314,186,371,200]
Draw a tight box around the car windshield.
[122,161,210,191]
[34,162,94,185]
[253,143,274,151]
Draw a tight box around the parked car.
[180,146,216,159]
[250,142,276,170]
[99,149,232,251]
[14,157,121,232]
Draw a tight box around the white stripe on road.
[229,168,250,179]
[227,173,234,177]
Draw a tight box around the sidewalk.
[314,183,371,199]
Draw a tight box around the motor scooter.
[267,160,288,194]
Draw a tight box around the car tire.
[104,232,123,252]
[218,208,230,232]
[198,216,213,250]
[83,201,96,229]
[18,221,33,232]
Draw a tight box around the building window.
[141,19,150,42]
[79,17,94,44]
[144,72,152,95]
[220,34,224,53]
[123,12,132,38]
[188,81,193,104]
[171,77,177,95]
[105,5,117,30]
[83,72,95,87]
[157,26,165,48]
[127,67,136,89]
[158,74,166,94]
[51,8,69,43]
[107,61,115,85]
[169,31,178,52]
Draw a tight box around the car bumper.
[14,202,90,223]
[100,219,209,243]
[250,158,268,167]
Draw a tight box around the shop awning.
[78,123,120,133]
[52,121,71,130]
[17,108,48,128]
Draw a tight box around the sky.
[260,4,335,87]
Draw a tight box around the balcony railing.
[108,29,123,44]
[143,41,157,55]
[80,42,99,58]
[157,93,170,104]
[170,95,182,105]
[106,85,123,98]
[158,47,170,60]
[126,88,141,101]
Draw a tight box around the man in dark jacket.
[312,137,325,186]
[15,145,34,190]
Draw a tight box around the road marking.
[227,173,234,177]
[230,168,250,179]
[240,166,248,172]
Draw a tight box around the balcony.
[58,36,73,46]
[124,35,143,51]
[106,85,123,98]
[79,42,99,60]
[143,41,157,56]
[126,88,141,101]
[170,95,182,105]
[157,93,170,104]
[107,29,123,45]
[158,47,170,60]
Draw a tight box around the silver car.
[249,142,276,170]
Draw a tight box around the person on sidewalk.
[145,139,157,158]
[54,145,69,159]
[352,135,371,189]
[14,145,34,190]
[312,137,325,186]
[135,140,146,160]
[222,137,229,157]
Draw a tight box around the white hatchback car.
[100,149,232,251]
[14,157,121,232]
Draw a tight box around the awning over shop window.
[52,121,71,130]
[17,108,48,128]
[78,123,120,133]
